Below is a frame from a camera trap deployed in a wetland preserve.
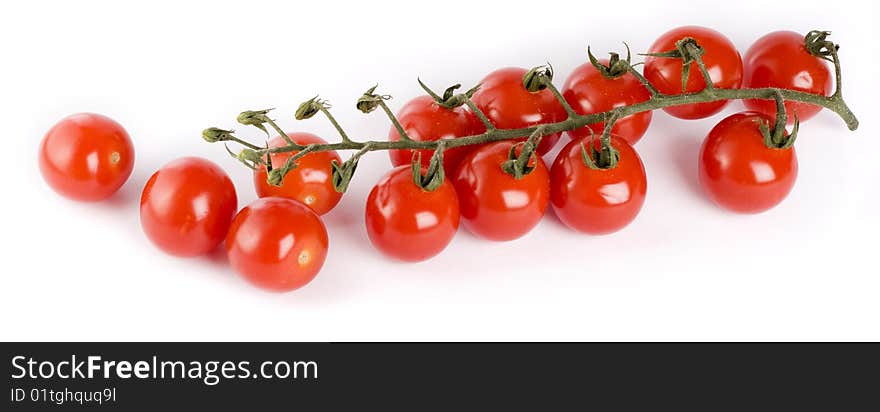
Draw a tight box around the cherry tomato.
[253,133,342,215]
[699,112,797,213]
[471,67,568,155]
[38,113,135,201]
[562,59,653,145]
[550,136,647,234]
[140,157,238,257]
[226,197,328,292]
[644,26,743,119]
[365,165,460,262]
[451,141,550,241]
[743,31,832,123]
[388,95,486,176]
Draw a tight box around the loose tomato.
[471,67,568,155]
[699,112,797,213]
[562,59,653,145]
[140,157,238,257]
[644,26,743,119]
[38,113,135,201]
[226,197,328,292]
[550,136,647,234]
[743,31,832,123]
[388,95,486,176]
[451,141,550,241]
[253,133,342,215]
[365,165,460,262]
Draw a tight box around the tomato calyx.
[587,43,633,79]
[759,116,799,149]
[263,144,318,186]
[417,78,480,109]
[522,65,554,93]
[642,37,707,93]
[227,145,263,170]
[237,108,275,137]
[202,127,235,143]
[356,85,391,114]
[295,96,325,120]
[331,143,371,193]
[579,128,620,170]
[804,30,838,62]
[411,141,447,191]
[501,126,544,179]
[756,91,800,150]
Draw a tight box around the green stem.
[541,80,578,118]
[259,87,856,159]
[265,118,297,146]
[831,49,843,98]
[684,42,715,91]
[229,136,262,150]
[319,105,351,143]
[463,98,496,131]
[625,63,661,97]
[377,99,410,141]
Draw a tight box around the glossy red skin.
[140,157,238,257]
[451,141,550,241]
[365,165,460,262]
[253,133,342,215]
[550,136,647,234]
[471,67,568,155]
[562,59,653,145]
[388,95,486,176]
[743,31,832,123]
[644,26,743,119]
[39,113,135,201]
[226,197,328,292]
[699,112,797,214]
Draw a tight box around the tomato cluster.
[38,27,838,292]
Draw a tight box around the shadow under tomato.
[204,244,230,268]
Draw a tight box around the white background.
[1,0,877,341]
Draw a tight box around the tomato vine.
[203,30,857,191]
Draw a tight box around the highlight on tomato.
[550,135,647,234]
[139,157,238,257]
[365,165,460,262]
[562,51,653,145]
[743,31,832,123]
[39,113,135,202]
[699,111,798,214]
[388,95,486,176]
[471,67,567,155]
[253,132,342,215]
[451,141,550,241]
[226,197,329,292]
[644,26,743,119]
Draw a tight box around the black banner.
[3,343,878,410]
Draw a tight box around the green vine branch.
[203,30,858,192]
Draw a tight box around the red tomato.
[644,26,743,119]
[562,59,653,145]
[743,31,832,123]
[699,112,797,213]
[550,136,647,234]
[38,113,135,201]
[451,141,550,241]
[140,157,238,257]
[388,95,486,176]
[471,67,568,155]
[253,133,342,215]
[365,165,460,262]
[226,197,328,292]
